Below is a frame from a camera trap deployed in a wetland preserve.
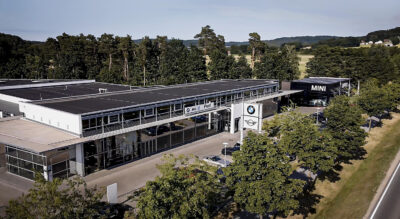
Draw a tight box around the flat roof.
[0,117,79,153]
[0,79,81,87]
[0,82,132,100]
[292,77,350,85]
[34,79,277,115]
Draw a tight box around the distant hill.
[264,36,339,47]
[134,36,339,48]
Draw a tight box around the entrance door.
[234,118,240,132]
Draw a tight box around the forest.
[0,26,300,86]
[1,25,400,87]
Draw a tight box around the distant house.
[375,40,383,45]
[383,39,393,47]
[302,46,312,50]
[368,41,374,45]
[360,40,366,46]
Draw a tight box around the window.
[174,104,182,111]
[198,99,205,105]
[109,115,119,124]
[89,118,96,127]
[123,111,139,121]
[144,108,154,117]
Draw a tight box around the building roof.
[34,79,277,115]
[0,82,132,100]
[0,79,83,87]
[292,77,350,85]
[0,117,79,153]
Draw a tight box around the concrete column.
[208,112,212,129]
[75,143,85,176]
[230,104,235,134]
[43,165,53,181]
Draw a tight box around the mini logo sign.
[311,85,326,92]
[245,118,257,126]
[247,105,256,115]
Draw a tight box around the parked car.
[221,142,241,156]
[203,155,231,168]
[192,115,207,123]
[144,125,170,136]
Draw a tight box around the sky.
[0,0,399,42]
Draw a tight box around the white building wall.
[19,102,82,135]
[0,93,29,104]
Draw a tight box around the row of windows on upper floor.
[81,85,278,136]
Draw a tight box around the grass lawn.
[306,113,400,219]
[298,54,313,79]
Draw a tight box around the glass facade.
[5,145,46,180]
[44,146,76,179]
[83,111,225,175]
[81,85,278,137]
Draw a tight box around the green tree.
[248,32,264,68]
[254,46,300,81]
[229,55,252,79]
[324,95,367,161]
[225,132,305,218]
[132,154,221,219]
[208,49,235,80]
[186,45,208,82]
[357,80,392,130]
[194,25,225,55]
[264,111,337,174]
[6,175,104,219]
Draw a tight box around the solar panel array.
[34,80,276,114]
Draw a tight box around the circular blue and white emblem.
[247,105,255,115]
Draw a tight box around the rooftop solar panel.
[33,79,277,114]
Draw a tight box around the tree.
[186,45,208,82]
[132,154,221,219]
[229,55,252,79]
[117,35,134,81]
[6,174,104,219]
[324,95,367,161]
[248,32,264,68]
[357,80,392,130]
[263,111,337,174]
[254,46,300,82]
[208,49,235,80]
[194,25,225,55]
[225,132,305,218]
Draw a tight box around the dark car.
[192,115,207,123]
[221,143,241,156]
[144,125,170,136]
[144,127,157,136]
[157,125,170,133]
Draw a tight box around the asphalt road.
[370,162,400,219]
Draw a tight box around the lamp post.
[223,142,228,167]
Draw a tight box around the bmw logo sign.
[247,105,256,115]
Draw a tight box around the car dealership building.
[0,79,300,180]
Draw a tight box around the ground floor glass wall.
[83,111,226,175]
[5,145,46,180]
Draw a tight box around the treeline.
[306,45,400,84]
[0,26,300,85]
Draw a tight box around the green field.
[298,54,313,79]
